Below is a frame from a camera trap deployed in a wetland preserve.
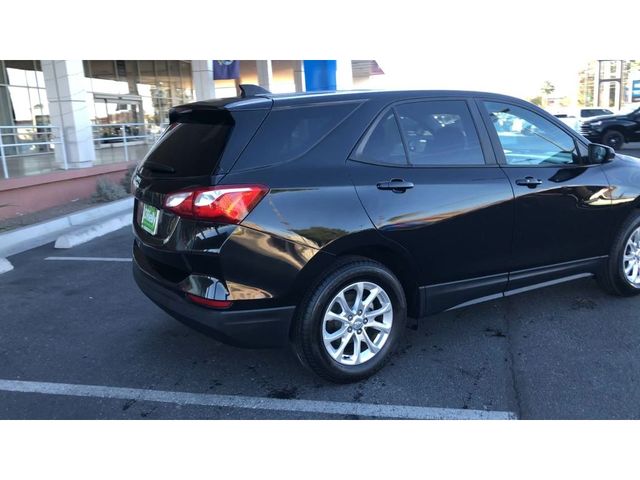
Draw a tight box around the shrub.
[121,164,137,194]
[92,178,128,203]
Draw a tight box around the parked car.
[578,107,615,118]
[579,103,640,149]
[555,107,614,120]
[132,86,640,383]
[554,108,614,131]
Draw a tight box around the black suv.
[133,86,640,383]
[580,103,640,149]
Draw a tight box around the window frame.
[350,106,410,167]
[475,97,593,169]
[350,97,497,168]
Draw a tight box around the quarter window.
[242,102,360,168]
[394,100,485,166]
[483,101,580,166]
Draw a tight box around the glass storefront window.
[89,60,117,81]
[0,59,195,177]
[84,60,192,126]
[0,60,53,165]
[138,60,155,86]
[180,61,193,101]
[1,60,48,127]
[7,86,31,122]
[1,60,194,130]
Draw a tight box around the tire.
[597,211,640,296]
[292,257,407,383]
[602,130,625,150]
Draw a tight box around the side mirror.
[588,143,615,164]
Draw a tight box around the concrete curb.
[0,197,133,258]
[0,258,13,274]
[54,213,131,249]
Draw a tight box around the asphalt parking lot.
[2,224,640,420]
[621,143,640,158]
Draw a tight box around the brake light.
[164,184,268,223]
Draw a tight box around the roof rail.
[239,84,271,97]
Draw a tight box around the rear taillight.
[164,184,268,223]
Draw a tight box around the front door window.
[483,101,580,166]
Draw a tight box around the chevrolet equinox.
[132,85,640,382]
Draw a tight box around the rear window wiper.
[144,162,176,173]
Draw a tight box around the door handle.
[376,179,415,193]
[515,176,543,188]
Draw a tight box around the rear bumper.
[133,256,295,348]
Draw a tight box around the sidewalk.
[0,197,133,269]
[0,198,95,234]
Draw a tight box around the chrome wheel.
[322,281,393,366]
[623,227,640,286]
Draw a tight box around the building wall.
[213,60,298,98]
[577,60,640,108]
[0,59,371,219]
[0,163,129,219]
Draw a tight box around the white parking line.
[0,379,516,420]
[45,256,132,262]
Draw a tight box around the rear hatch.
[132,98,271,280]
[133,99,271,243]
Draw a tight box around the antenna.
[239,84,271,97]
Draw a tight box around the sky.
[374,56,589,101]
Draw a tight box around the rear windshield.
[236,102,360,170]
[141,119,232,177]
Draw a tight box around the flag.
[352,60,385,77]
[370,60,384,76]
[213,60,240,79]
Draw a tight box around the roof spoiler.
[239,84,271,97]
[168,106,233,125]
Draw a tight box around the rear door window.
[394,100,485,166]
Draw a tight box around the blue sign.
[304,60,337,92]
[632,80,640,102]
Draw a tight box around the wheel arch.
[603,126,629,141]
[290,230,422,327]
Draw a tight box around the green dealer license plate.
[140,203,159,235]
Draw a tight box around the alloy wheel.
[321,281,393,366]
[623,226,640,286]
[606,133,623,149]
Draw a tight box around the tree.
[559,96,571,107]
[529,96,543,106]
[541,81,555,96]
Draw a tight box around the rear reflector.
[186,293,232,309]
[164,184,268,223]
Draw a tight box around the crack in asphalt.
[500,300,524,419]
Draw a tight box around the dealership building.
[0,60,382,219]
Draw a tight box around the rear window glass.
[237,102,359,169]
[141,121,232,177]
[582,109,611,117]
